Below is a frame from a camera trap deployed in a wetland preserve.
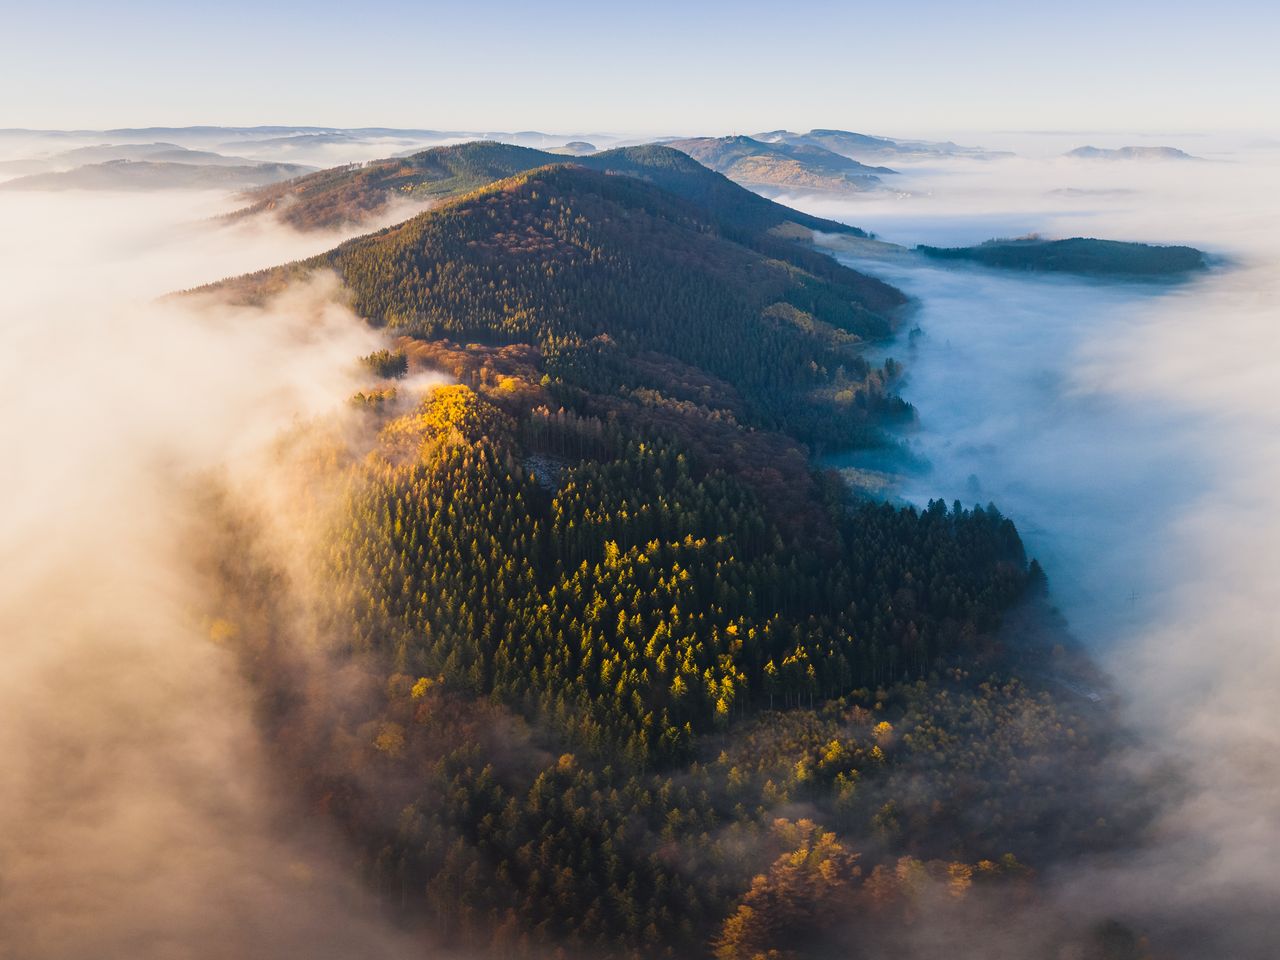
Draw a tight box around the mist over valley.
[0,109,1276,960]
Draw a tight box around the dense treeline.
[360,347,409,378]
[324,386,1030,766]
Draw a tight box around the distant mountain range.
[0,158,311,192]
[664,135,895,194]
[0,125,593,142]
[0,126,616,154]
[0,126,1015,166]
[0,127,622,172]
[0,141,299,176]
[1065,145,1200,161]
[753,128,1013,161]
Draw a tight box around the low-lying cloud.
[801,142,1280,956]
[0,187,422,958]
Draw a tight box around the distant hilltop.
[548,141,597,156]
[1066,145,1201,161]
[753,128,1013,161]
[665,134,894,194]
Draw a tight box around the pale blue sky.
[1,0,1275,134]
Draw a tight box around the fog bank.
[0,189,418,957]
[809,142,1280,955]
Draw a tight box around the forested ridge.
[206,159,1152,960]
[231,140,873,238]
[231,141,557,229]
[215,163,904,449]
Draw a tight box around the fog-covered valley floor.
[792,138,1280,954]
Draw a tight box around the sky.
[1,0,1276,136]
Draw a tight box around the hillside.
[232,140,872,239]
[0,158,310,191]
[203,152,1138,960]
[917,236,1208,277]
[216,162,902,447]
[666,135,894,194]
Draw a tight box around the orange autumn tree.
[714,819,861,960]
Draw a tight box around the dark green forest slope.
[206,161,1148,960]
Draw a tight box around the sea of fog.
[0,132,1277,956]
[823,257,1202,647]
[0,187,420,957]
[785,140,1280,953]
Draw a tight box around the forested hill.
[215,162,904,447]
[232,139,871,238]
[586,145,868,238]
[666,135,895,194]
[203,155,1145,960]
